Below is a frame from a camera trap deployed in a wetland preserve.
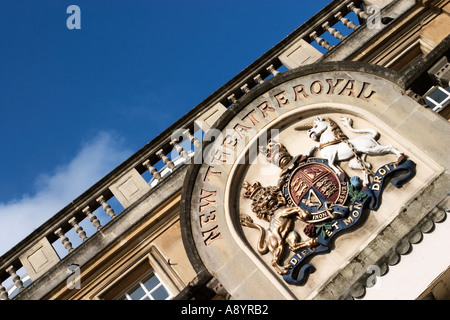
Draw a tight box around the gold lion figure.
[240,205,317,275]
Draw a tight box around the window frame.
[423,85,450,113]
[99,245,184,300]
[122,271,173,300]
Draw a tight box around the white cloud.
[0,131,132,256]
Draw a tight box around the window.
[99,246,184,300]
[423,86,450,113]
[121,272,172,300]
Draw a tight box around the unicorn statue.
[296,116,405,186]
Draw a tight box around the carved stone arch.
[180,61,448,299]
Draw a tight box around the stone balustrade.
[306,0,373,52]
[0,0,383,300]
[0,63,284,298]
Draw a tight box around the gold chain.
[343,138,373,176]
[331,128,373,176]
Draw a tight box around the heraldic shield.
[284,158,349,224]
[240,117,417,286]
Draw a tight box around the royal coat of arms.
[240,117,416,285]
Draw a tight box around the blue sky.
[0,0,332,255]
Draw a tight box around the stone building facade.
[1,0,449,300]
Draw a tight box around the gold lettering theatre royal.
[241,116,416,285]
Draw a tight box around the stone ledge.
[313,172,449,299]
[13,165,188,300]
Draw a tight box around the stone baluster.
[82,206,101,231]
[170,139,189,159]
[347,2,370,20]
[54,228,73,252]
[309,31,332,50]
[68,217,87,242]
[0,283,8,300]
[156,149,175,170]
[266,64,280,77]
[5,266,24,292]
[96,195,116,220]
[142,159,162,181]
[253,74,264,84]
[335,12,357,30]
[227,94,237,104]
[183,129,201,149]
[322,21,344,40]
[240,83,250,94]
